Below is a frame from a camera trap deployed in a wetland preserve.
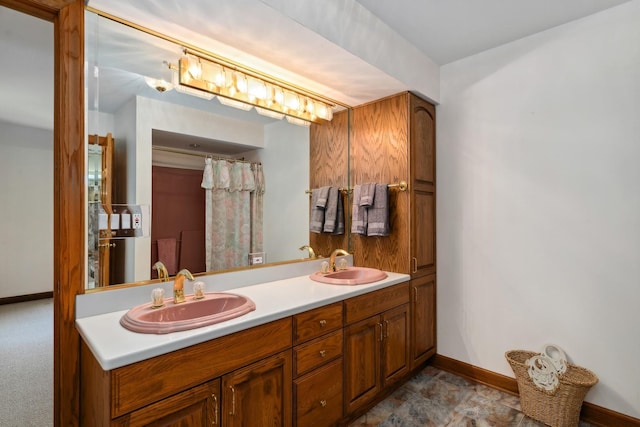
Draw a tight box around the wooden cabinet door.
[412,188,436,277]
[411,274,436,369]
[411,275,437,368]
[410,94,437,279]
[344,315,382,415]
[381,304,410,386]
[222,350,292,427]
[111,380,219,427]
[410,95,436,187]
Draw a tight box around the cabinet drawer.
[294,359,343,427]
[293,302,343,344]
[344,282,409,324]
[293,329,343,377]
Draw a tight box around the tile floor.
[350,366,596,427]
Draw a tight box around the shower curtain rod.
[152,145,260,165]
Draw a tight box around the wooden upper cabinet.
[412,188,436,277]
[350,92,436,278]
[350,94,410,273]
[410,94,436,278]
[410,96,436,187]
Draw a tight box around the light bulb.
[248,78,267,100]
[235,72,248,94]
[284,91,300,111]
[187,57,202,80]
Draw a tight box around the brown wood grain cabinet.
[112,380,220,426]
[410,274,437,369]
[80,319,292,426]
[350,92,437,385]
[350,91,436,280]
[292,303,344,426]
[409,94,437,279]
[344,283,410,415]
[294,359,343,427]
[349,92,437,380]
[222,351,292,427]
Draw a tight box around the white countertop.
[76,269,409,371]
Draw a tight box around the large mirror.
[85,10,349,289]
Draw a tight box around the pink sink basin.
[310,267,388,285]
[120,292,256,334]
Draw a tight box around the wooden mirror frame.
[0,0,85,425]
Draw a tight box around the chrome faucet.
[153,261,169,282]
[173,269,195,304]
[299,245,318,259]
[329,249,350,272]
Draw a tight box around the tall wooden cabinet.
[350,92,437,369]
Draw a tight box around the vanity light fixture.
[255,107,285,120]
[171,67,215,100]
[176,49,334,124]
[217,96,253,111]
[285,116,311,127]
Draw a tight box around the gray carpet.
[0,298,53,427]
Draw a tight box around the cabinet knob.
[319,350,326,358]
[320,400,327,408]
[319,319,327,327]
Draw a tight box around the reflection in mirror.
[85,10,347,289]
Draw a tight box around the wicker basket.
[506,350,598,427]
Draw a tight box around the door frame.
[0,1,85,425]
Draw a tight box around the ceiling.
[0,0,632,131]
[355,0,631,65]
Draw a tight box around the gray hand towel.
[310,186,330,233]
[359,182,376,207]
[323,186,339,233]
[367,183,390,236]
[350,185,366,235]
[333,189,345,235]
[315,186,330,208]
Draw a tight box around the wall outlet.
[132,213,142,229]
[249,252,265,265]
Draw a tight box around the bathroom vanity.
[77,261,435,426]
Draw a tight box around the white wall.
[256,120,310,263]
[437,1,640,417]
[0,121,53,298]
